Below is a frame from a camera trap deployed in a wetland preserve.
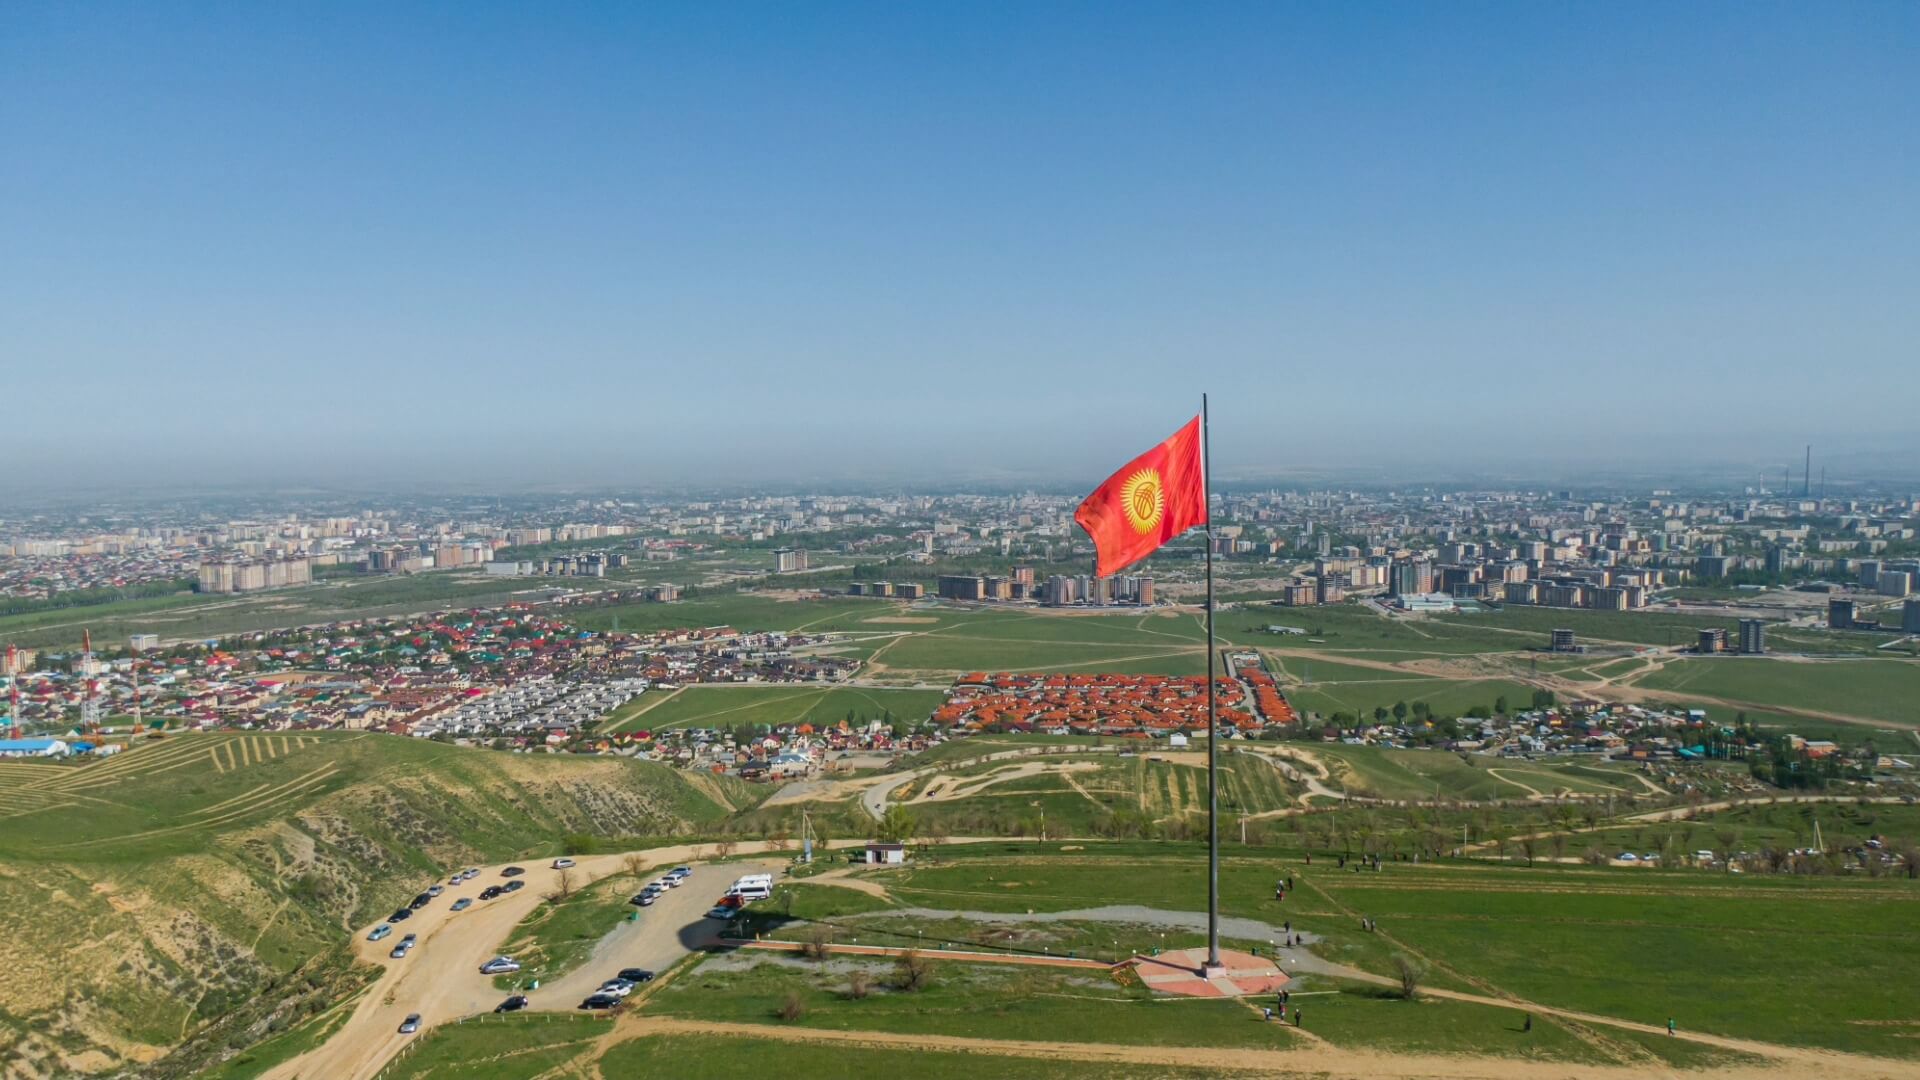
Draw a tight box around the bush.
[844,970,871,1000]
[777,991,808,1022]
[561,834,601,856]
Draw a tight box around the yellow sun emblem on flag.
[1120,467,1165,534]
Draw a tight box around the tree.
[877,804,917,846]
[1393,953,1425,999]
[895,949,934,992]
[804,924,833,961]
[1373,706,1390,724]
[1494,695,1510,716]
[548,866,578,902]
[1392,701,1409,722]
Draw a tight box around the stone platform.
[1128,947,1290,998]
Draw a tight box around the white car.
[480,957,522,975]
[597,979,636,997]
[552,858,576,870]
[1617,853,1638,862]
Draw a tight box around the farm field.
[604,685,946,734]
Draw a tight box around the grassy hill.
[0,733,756,1079]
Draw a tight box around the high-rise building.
[1878,570,1913,598]
[1904,597,1920,634]
[1738,618,1766,655]
[773,548,809,573]
[936,575,985,601]
[1550,628,1577,652]
[1697,628,1728,654]
[1828,598,1856,630]
[1042,575,1075,606]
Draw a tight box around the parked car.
[501,866,526,877]
[1617,853,1638,862]
[580,994,620,1010]
[705,906,737,920]
[427,884,445,897]
[480,957,521,975]
[387,908,412,923]
[368,924,393,942]
[597,979,636,997]
[636,892,657,907]
[552,858,576,869]
[504,880,526,893]
[398,1014,421,1034]
[450,897,472,912]
[480,886,504,900]
[495,995,529,1013]
[409,892,433,910]
[617,968,656,983]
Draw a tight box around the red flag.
[1074,416,1208,577]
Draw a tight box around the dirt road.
[617,1016,1920,1080]
[262,841,845,1080]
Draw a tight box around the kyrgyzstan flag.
[1074,416,1208,577]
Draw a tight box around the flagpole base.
[1200,960,1228,979]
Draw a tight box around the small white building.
[0,738,71,759]
[864,843,907,865]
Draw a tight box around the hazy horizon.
[4,3,1917,487]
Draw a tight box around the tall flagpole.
[1202,392,1221,974]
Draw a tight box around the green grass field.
[605,685,946,734]
[1624,657,1920,727]
[1298,745,1649,802]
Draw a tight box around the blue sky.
[2,3,1916,488]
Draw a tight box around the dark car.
[501,866,526,877]
[387,908,412,923]
[580,993,620,1010]
[479,886,504,900]
[504,880,525,893]
[408,892,432,910]
[495,995,529,1013]
[617,968,656,983]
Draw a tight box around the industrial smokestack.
[1804,445,1812,497]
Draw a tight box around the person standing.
[1668,1017,1676,1037]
